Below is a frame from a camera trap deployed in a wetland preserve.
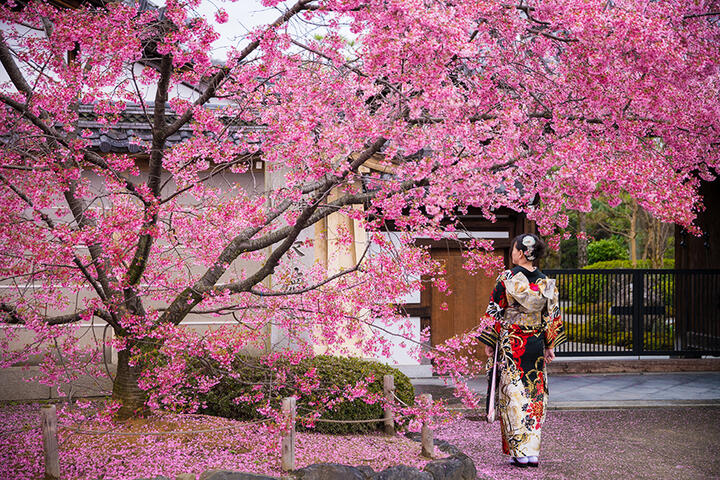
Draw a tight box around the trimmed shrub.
[567,273,607,304]
[565,314,674,351]
[199,355,415,435]
[563,258,675,305]
[563,302,611,315]
[583,259,675,269]
[587,238,628,264]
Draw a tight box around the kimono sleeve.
[478,273,509,347]
[543,283,567,349]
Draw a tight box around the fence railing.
[544,269,720,357]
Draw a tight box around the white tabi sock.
[514,456,529,464]
[528,456,538,463]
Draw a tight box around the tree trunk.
[577,212,588,267]
[112,348,149,420]
[629,201,638,267]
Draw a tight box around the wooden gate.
[416,249,505,363]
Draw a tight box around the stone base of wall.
[0,366,114,402]
[549,358,720,374]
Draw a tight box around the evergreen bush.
[199,355,415,434]
[587,238,628,264]
[565,314,674,351]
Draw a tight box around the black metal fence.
[544,269,720,357]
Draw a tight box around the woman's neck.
[516,262,536,272]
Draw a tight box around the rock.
[199,470,281,480]
[293,463,369,480]
[423,454,477,480]
[371,465,432,480]
[433,440,460,456]
[355,466,376,478]
[175,474,196,480]
[133,477,172,480]
[451,453,477,480]
[404,432,422,442]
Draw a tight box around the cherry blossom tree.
[1,0,718,419]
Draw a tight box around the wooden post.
[383,374,395,436]
[420,394,434,458]
[41,405,60,480]
[281,397,296,471]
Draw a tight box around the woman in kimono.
[479,233,566,468]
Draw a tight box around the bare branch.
[0,302,112,326]
[684,11,720,18]
[242,242,371,296]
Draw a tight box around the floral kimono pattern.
[479,267,566,458]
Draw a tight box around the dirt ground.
[436,407,720,480]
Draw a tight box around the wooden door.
[424,249,505,361]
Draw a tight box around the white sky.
[153,1,352,61]
[194,0,279,59]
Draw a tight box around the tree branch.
[0,302,112,326]
[684,11,720,18]
[0,172,115,306]
[164,0,318,138]
[242,242,371,296]
[0,32,33,97]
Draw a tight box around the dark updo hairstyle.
[511,233,547,266]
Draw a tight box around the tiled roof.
[75,104,260,154]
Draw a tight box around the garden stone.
[424,453,476,480]
[371,465,432,480]
[293,463,369,480]
[433,440,460,456]
[199,470,281,480]
[175,474,196,480]
[355,466,376,478]
[404,432,422,442]
[133,476,172,480]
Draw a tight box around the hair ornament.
[522,235,536,260]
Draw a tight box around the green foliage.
[564,273,608,304]
[566,314,675,351]
[559,237,579,269]
[584,259,675,269]
[199,355,415,435]
[587,238,628,264]
[563,302,611,315]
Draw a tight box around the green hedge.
[566,314,674,351]
[563,302,611,315]
[583,259,675,269]
[558,258,676,302]
[199,355,415,434]
[587,238,628,264]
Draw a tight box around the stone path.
[411,372,720,409]
[436,407,720,480]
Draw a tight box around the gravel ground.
[436,407,720,480]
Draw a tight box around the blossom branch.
[0,302,112,326]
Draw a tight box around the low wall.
[0,366,114,402]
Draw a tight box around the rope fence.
[0,425,40,435]
[59,417,271,436]
[35,374,439,477]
